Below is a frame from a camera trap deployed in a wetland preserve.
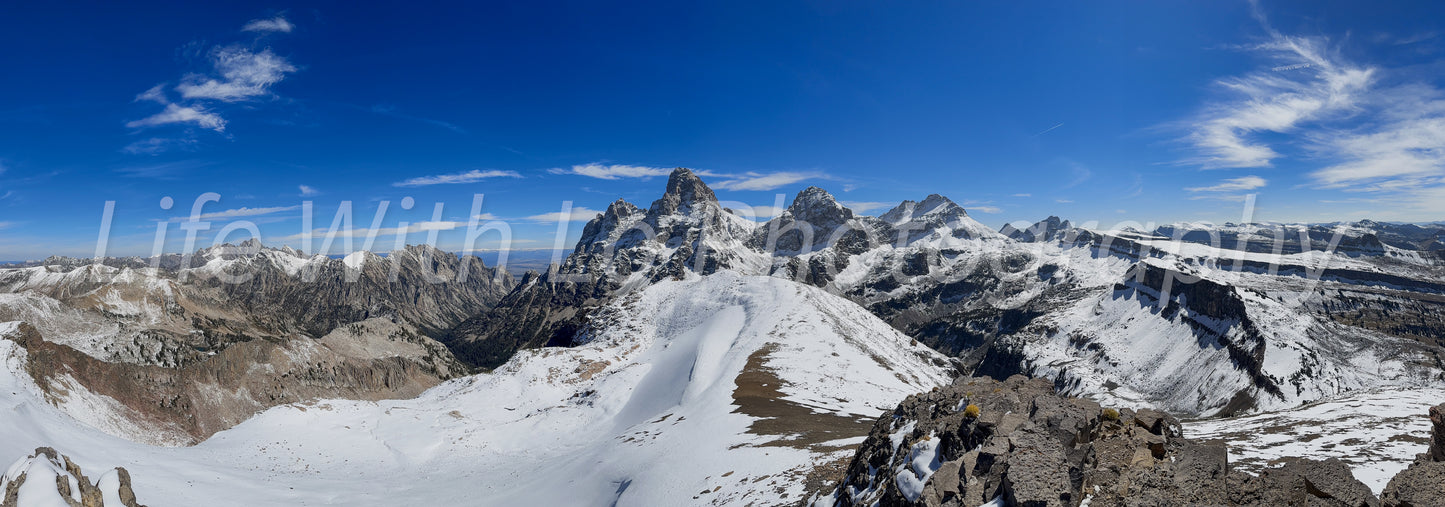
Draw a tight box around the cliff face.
[7,319,464,445]
[0,243,512,444]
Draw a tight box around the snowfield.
[0,273,952,506]
[1184,387,1445,494]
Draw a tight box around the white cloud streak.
[548,164,827,192]
[548,164,674,180]
[712,171,825,191]
[279,221,464,241]
[1185,175,1267,201]
[176,46,297,102]
[171,205,300,222]
[135,85,168,104]
[1185,175,1268,193]
[840,201,892,213]
[299,185,319,196]
[1182,10,1372,169]
[1175,4,1445,219]
[392,170,523,187]
[524,207,603,222]
[242,16,294,33]
[126,104,227,131]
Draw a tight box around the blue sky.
[2,1,1444,259]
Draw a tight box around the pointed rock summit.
[648,168,718,216]
[575,199,645,253]
[787,186,855,225]
[1002,215,1074,242]
[881,194,968,225]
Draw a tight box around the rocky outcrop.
[1,447,144,507]
[1381,403,1445,506]
[749,186,886,256]
[827,375,1387,507]
[5,319,465,445]
[441,271,610,369]
[201,243,514,339]
[1000,216,1074,243]
[443,168,766,368]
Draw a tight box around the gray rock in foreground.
[825,375,1425,507]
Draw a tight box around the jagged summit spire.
[881,193,967,225]
[791,186,836,207]
[918,194,963,215]
[788,186,854,223]
[649,167,718,216]
[1000,215,1074,242]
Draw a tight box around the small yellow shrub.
[963,404,981,419]
[1102,408,1120,422]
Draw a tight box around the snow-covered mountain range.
[453,168,1444,418]
[1,167,1443,505]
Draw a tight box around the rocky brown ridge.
[5,319,465,445]
[0,242,509,444]
[825,375,1443,506]
[1,447,144,507]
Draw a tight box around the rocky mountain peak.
[1001,215,1074,242]
[575,199,646,252]
[881,194,968,225]
[919,193,959,213]
[648,167,718,216]
[787,186,854,224]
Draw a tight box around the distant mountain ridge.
[443,168,1445,420]
[0,241,512,444]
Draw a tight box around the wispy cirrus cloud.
[840,201,892,213]
[176,46,297,102]
[115,159,214,179]
[711,171,827,191]
[369,104,464,133]
[170,205,300,222]
[1173,2,1445,218]
[393,169,523,187]
[549,163,827,191]
[242,16,294,34]
[298,185,320,196]
[548,164,677,180]
[1186,175,1267,200]
[1306,83,1445,191]
[524,207,604,222]
[1179,4,1372,169]
[122,137,198,155]
[278,221,465,241]
[126,103,227,132]
[125,15,297,147]
[1185,175,1268,193]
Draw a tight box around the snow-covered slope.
[1184,387,1445,493]
[452,168,1445,420]
[0,273,952,505]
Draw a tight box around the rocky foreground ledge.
[1,447,145,507]
[824,375,1445,507]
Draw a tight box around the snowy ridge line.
[0,272,953,505]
